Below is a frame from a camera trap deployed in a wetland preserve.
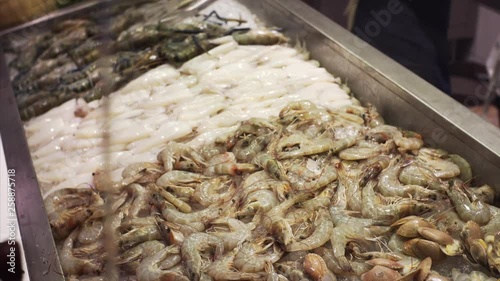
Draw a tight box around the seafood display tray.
[1,0,500,280]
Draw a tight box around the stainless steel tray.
[1,0,499,279]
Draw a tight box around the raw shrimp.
[93,169,146,193]
[60,228,102,276]
[393,131,424,151]
[378,159,441,200]
[206,249,266,280]
[161,203,224,225]
[156,170,208,188]
[359,155,392,187]
[119,224,162,248]
[117,240,165,265]
[483,205,500,235]
[181,233,224,281]
[264,261,288,281]
[329,207,392,272]
[336,162,363,211]
[254,153,287,181]
[448,154,473,182]
[233,135,273,163]
[151,183,192,213]
[205,162,258,176]
[193,176,234,207]
[302,184,336,211]
[208,218,255,250]
[285,157,338,192]
[122,162,164,184]
[157,141,205,172]
[232,29,289,45]
[277,134,355,159]
[416,151,460,179]
[78,219,103,244]
[258,193,311,245]
[127,183,151,218]
[274,261,310,281]
[465,184,495,204]
[338,141,394,161]
[447,180,491,225]
[286,209,333,252]
[234,239,284,273]
[237,189,279,218]
[398,163,443,190]
[362,180,433,222]
[136,245,187,281]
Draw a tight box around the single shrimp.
[264,260,288,281]
[285,157,338,192]
[257,193,311,244]
[77,219,103,244]
[238,171,290,201]
[237,189,279,218]
[448,154,473,182]
[117,240,165,266]
[233,134,273,163]
[156,171,208,188]
[60,228,102,276]
[302,184,336,211]
[161,202,224,225]
[362,180,433,223]
[206,249,266,280]
[51,206,93,240]
[181,233,224,281]
[122,162,164,184]
[277,135,355,159]
[416,151,460,179]
[329,207,392,273]
[286,209,333,252]
[193,176,234,207]
[93,168,146,193]
[127,183,151,218]
[136,245,188,281]
[359,155,392,187]
[447,180,491,225]
[151,183,192,213]
[338,140,394,161]
[119,224,162,248]
[205,162,258,176]
[253,153,287,181]
[274,261,310,280]
[483,205,500,235]
[208,218,255,250]
[378,158,441,200]
[336,162,363,211]
[233,239,284,273]
[465,184,495,204]
[393,130,424,151]
[157,141,205,172]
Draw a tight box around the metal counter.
[1,0,499,279]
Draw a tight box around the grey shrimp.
[181,233,224,281]
[447,180,491,225]
[286,209,333,252]
[60,228,102,276]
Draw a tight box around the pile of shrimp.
[47,100,500,281]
